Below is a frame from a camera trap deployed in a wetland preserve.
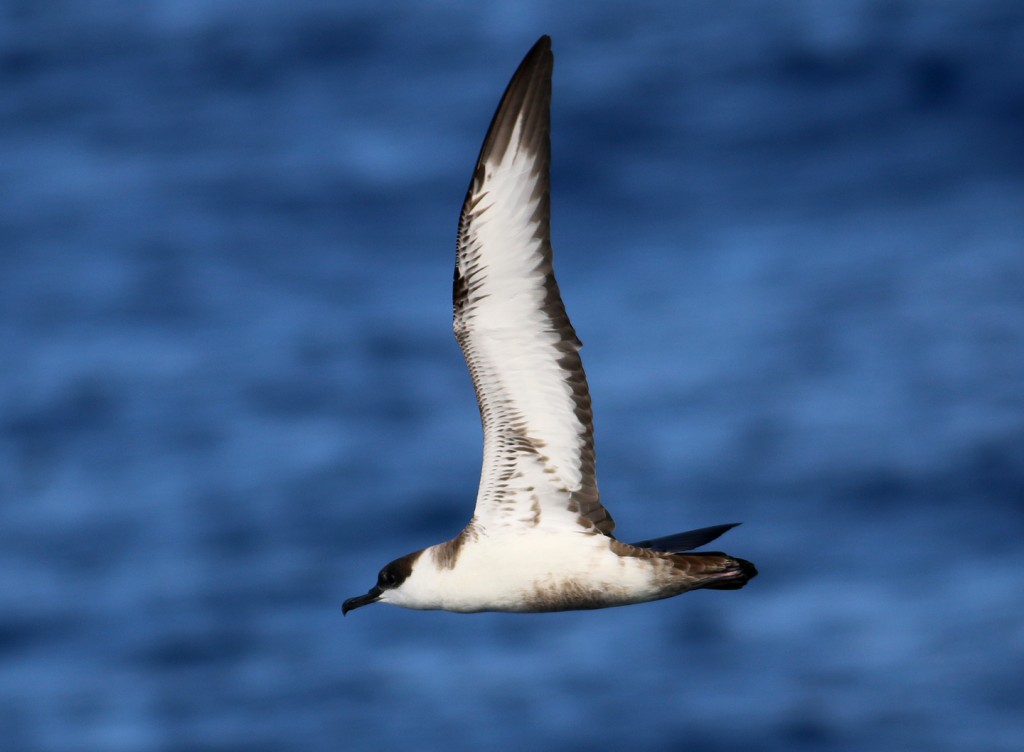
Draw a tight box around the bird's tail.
[627,522,757,591]
[671,552,758,590]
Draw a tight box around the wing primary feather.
[630,523,741,553]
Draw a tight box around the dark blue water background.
[2,2,1023,751]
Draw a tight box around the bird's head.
[342,550,422,615]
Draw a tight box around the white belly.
[390,530,671,613]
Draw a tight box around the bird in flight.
[343,36,756,615]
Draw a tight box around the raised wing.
[453,36,614,537]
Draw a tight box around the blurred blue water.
[2,2,1023,751]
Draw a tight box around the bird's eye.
[378,569,395,587]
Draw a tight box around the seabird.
[343,36,756,615]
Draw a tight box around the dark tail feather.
[630,522,741,553]
[670,552,758,591]
[694,554,758,589]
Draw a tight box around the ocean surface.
[2,2,1023,751]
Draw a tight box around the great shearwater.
[343,36,756,615]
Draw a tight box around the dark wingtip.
[630,522,742,553]
[528,35,552,54]
[470,34,553,178]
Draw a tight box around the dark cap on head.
[342,550,421,616]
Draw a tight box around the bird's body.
[385,533,649,614]
[377,530,748,614]
[343,36,756,616]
